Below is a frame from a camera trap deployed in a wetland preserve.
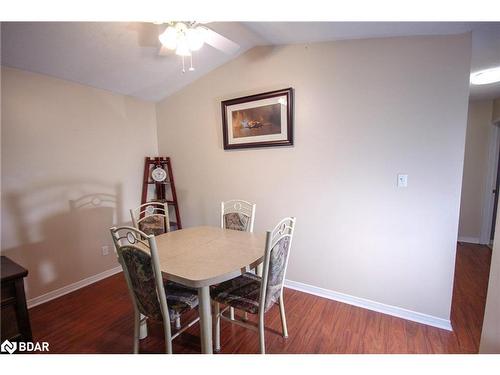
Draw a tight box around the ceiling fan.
[153,22,240,73]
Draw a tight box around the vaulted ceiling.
[2,22,500,101]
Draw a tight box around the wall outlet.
[101,246,110,256]
[397,174,408,188]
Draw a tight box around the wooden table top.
[155,226,265,288]
[1,256,28,282]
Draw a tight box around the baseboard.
[27,266,122,309]
[284,279,452,331]
[26,267,452,331]
[458,236,481,244]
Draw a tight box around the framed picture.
[221,88,293,150]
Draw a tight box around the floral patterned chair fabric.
[223,212,249,232]
[111,226,201,354]
[263,236,290,311]
[164,281,199,320]
[130,202,170,236]
[210,236,291,314]
[211,217,295,354]
[120,246,198,321]
[210,272,261,314]
[138,215,167,236]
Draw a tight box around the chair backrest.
[221,200,256,232]
[259,217,296,313]
[69,193,117,211]
[130,202,170,236]
[110,226,171,328]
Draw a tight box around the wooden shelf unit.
[141,157,182,230]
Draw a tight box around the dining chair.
[130,201,186,329]
[220,199,257,320]
[221,199,256,233]
[130,201,170,236]
[211,217,296,354]
[110,226,199,354]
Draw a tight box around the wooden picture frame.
[221,88,294,150]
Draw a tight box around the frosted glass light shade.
[159,26,177,50]
[187,27,205,51]
[175,37,192,56]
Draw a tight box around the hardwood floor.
[28,242,491,354]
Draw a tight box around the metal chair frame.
[110,226,199,354]
[220,199,257,320]
[213,217,296,354]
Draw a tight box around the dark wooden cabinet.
[1,256,32,342]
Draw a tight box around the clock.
[151,166,167,182]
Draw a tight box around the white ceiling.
[1,22,500,102]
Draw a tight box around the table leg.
[198,286,213,354]
[139,313,148,339]
[256,263,263,277]
[14,278,32,341]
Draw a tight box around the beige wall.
[480,206,500,353]
[1,67,158,300]
[458,100,494,241]
[493,98,500,124]
[155,35,471,320]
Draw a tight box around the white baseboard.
[26,267,452,331]
[284,279,452,331]
[27,266,122,309]
[458,236,481,244]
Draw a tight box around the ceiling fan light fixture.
[470,67,500,85]
[175,38,192,56]
[175,22,188,33]
[159,26,177,49]
[187,27,205,51]
[155,21,239,72]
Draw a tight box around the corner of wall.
[153,100,162,156]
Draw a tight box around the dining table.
[153,226,265,354]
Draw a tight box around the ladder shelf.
[140,156,182,230]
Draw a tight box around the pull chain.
[189,54,195,71]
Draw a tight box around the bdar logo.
[1,340,17,354]
[1,340,49,354]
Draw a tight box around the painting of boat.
[241,119,264,129]
[221,87,293,149]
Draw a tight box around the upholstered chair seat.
[118,244,198,321]
[210,273,262,314]
[130,202,189,329]
[220,200,257,320]
[211,219,295,354]
[164,280,199,320]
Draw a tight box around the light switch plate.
[397,174,408,188]
[101,246,110,256]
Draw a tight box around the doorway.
[490,133,500,244]
[485,121,500,246]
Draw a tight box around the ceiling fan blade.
[201,27,240,55]
[195,20,214,25]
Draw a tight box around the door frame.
[480,120,500,245]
